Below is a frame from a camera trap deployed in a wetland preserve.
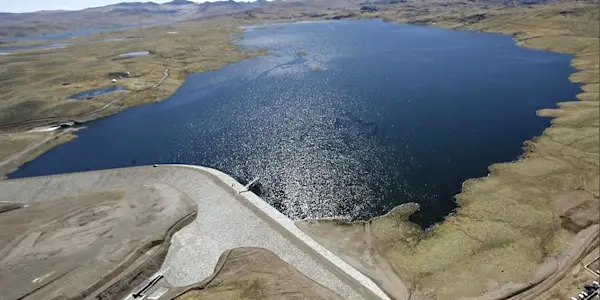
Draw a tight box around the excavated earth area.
[0,185,197,300]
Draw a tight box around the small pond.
[68,85,126,100]
[117,51,150,58]
[0,43,68,53]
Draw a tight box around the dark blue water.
[68,86,126,100]
[9,20,580,227]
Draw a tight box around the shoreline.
[297,4,599,299]
[0,18,264,178]
[1,5,592,199]
[0,12,583,174]
[0,23,262,131]
[0,164,390,300]
[0,4,597,298]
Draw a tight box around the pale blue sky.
[1,0,242,13]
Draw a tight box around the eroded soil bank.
[0,184,197,300]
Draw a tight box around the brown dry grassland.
[0,3,598,299]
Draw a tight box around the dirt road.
[0,59,171,131]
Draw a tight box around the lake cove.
[9,20,580,227]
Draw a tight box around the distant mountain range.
[0,0,560,38]
[0,0,269,38]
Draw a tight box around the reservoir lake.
[9,20,580,227]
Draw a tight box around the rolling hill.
[0,0,267,38]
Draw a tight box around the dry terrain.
[0,18,260,128]
[172,248,345,300]
[540,247,600,300]
[0,130,76,178]
[0,0,264,38]
[0,1,597,299]
[0,184,197,300]
[0,18,261,178]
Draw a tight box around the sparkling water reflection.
[9,20,580,227]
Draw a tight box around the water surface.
[117,51,150,57]
[68,85,126,100]
[10,20,580,227]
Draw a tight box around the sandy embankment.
[0,184,197,300]
[172,247,347,300]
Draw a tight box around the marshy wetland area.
[0,1,598,300]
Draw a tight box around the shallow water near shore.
[68,85,126,100]
[9,20,580,227]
